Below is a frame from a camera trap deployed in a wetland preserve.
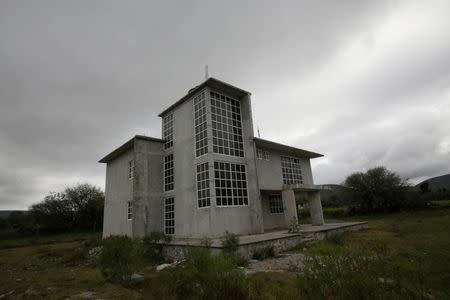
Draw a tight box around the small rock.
[130,273,145,283]
[15,278,22,282]
[24,287,40,297]
[423,292,434,299]
[47,286,59,293]
[248,259,258,263]
[77,291,95,299]
[88,246,102,258]
[0,291,14,299]
[156,263,171,271]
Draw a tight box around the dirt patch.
[245,253,305,275]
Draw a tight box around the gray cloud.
[1,0,449,209]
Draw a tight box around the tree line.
[5,183,104,235]
[322,166,444,214]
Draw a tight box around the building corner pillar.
[281,189,298,227]
[309,191,324,226]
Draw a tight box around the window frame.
[269,194,284,214]
[193,90,208,157]
[162,113,174,149]
[127,201,133,220]
[213,161,249,207]
[164,197,175,235]
[128,160,134,180]
[164,154,174,192]
[210,91,245,158]
[196,162,211,208]
[280,156,303,185]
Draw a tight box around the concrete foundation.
[164,221,368,260]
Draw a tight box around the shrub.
[326,232,347,245]
[252,246,275,260]
[220,231,248,266]
[142,231,172,264]
[296,251,391,299]
[151,248,248,299]
[100,236,137,282]
[288,217,302,233]
[221,231,239,254]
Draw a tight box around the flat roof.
[99,135,164,163]
[254,137,323,159]
[158,77,251,117]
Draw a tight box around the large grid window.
[162,113,173,149]
[269,194,284,214]
[281,156,303,185]
[127,201,133,220]
[164,154,174,191]
[164,197,175,235]
[194,91,208,157]
[210,91,244,157]
[214,161,248,206]
[196,162,211,208]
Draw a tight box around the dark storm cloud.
[1,0,449,209]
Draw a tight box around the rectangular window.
[214,161,248,206]
[128,160,134,180]
[281,156,303,185]
[196,162,211,208]
[210,91,244,157]
[193,91,208,157]
[127,201,133,220]
[164,154,174,191]
[164,197,175,235]
[162,113,173,149]
[256,148,269,160]
[269,194,284,214]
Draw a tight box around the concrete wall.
[260,192,285,230]
[255,149,314,190]
[166,89,197,238]
[102,149,134,237]
[133,139,164,237]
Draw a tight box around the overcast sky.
[1,0,449,210]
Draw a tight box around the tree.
[344,167,407,213]
[419,181,430,194]
[25,183,104,234]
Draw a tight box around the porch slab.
[164,221,368,260]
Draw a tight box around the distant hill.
[0,210,25,219]
[416,174,450,192]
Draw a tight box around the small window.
[128,160,134,180]
[256,148,270,160]
[269,194,284,214]
[127,201,133,220]
[256,148,263,159]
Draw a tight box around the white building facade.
[100,78,324,238]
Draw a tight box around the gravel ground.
[245,253,305,275]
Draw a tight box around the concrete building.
[100,78,325,238]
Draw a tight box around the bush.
[221,231,239,254]
[151,248,248,299]
[0,218,7,230]
[100,236,137,282]
[326,232,347,245]
[142,231,172,264]
[252,246,275,260]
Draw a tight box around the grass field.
[1,206,449,299]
